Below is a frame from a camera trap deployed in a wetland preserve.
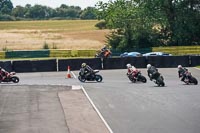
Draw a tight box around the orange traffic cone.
[66,66,72,78]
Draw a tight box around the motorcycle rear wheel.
[157,76,165,87]
[78,76,86,82]
[191,77,198,85]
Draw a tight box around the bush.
[0,14,16,21]
[43,42,49,49]
[95,21,107,29]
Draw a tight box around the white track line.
[81,86,114,133]
[71,71,76,79]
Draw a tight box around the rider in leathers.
[126,64,139,79]
[147,64,159,81]
[81,63,94,78]
[0,67,8,81]
[178,65,188,81]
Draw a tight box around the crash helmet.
[81,63,87,68]
[126,64,131,68]
[147,64,151,69]
[178,65,182,69]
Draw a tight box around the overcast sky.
[11,0,111,9]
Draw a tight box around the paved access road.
[77,68,200,133]
[0,85,71,133]
[0,72,109,133]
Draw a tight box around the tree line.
[96,0,200,50]
[0,0,97,20]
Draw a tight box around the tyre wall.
[190,56,200,67]
[0,61,12,72]
[2,56,200,72]
[103,57,146,69]
[58,58,102,71]
[145,56,190,68]
[12,59,56,72]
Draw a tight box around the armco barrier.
[77,50,97,57]
[0,51,5,59]
[12,59,56,72]
[146,56,190,68]
[6,50,50,58]
[58,58,102,71]
[152,46,200,55]
[49,50,97,58]
[103,57,146,69]
[49,50,71,57]
[0,61,12,72]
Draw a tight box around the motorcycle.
[180,71,198,85]
[95,49,112,58]
[0,72,19,83]
[127,70,147,83]
[150,72,165,87]
[78,69,103,82]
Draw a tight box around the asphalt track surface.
[0,68,200,133]
[78,68,200,133]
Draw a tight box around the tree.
[12,6,26,18]
[55,5,81,18]
[96,0,200,51]
[0,0,13,14]
[80,7,97,19]
[27,5,51,19]
[96,0,154,51]
[144,0,200,45]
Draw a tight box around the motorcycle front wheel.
[138,75,147,83]
[95,75,103,82]
[190,77,198,85]
[11,76,19,83]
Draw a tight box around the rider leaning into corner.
[146,64,159,80]
[81,63,94,78]
[0,67,8,81]
[101,44,107,53]
[126,64,139,78]
[177,65,188,81]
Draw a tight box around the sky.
[11,0,111,9]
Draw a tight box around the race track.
[0,68,200,133]
[77,68,200,133]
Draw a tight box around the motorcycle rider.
[0,67,8,81]
[177,65,188,81]
[147,64,159,81]
[101,45,107,53]
[126,64,139,79]
[81,63,94,78]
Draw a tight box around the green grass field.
[0,20,99,31]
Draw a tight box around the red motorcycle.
[0,72,19,83]
[127,70,147,83]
